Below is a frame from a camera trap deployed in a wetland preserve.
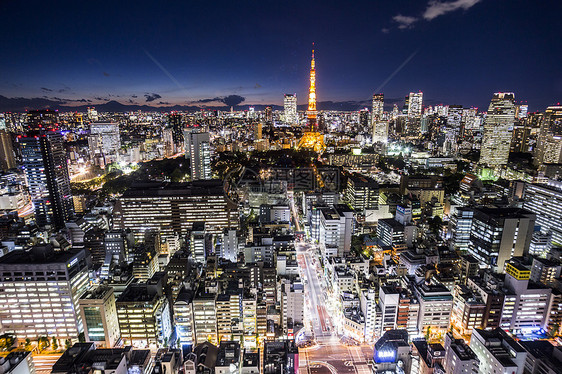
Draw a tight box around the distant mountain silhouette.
[1,95,440,113]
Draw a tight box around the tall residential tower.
[185,130,212,180]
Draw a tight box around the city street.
[289,194,373,373]
[296,241,373,374]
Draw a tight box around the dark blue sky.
[0,0,560,111]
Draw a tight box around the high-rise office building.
[407,92,423,118]
[254,122,263,140]
[468,207,535,271]
[516,104,528,119]
[359,109,370,132]
[89,123,120,164]
[371,93,384,122]
[450,207,474,253]
[162,127,175,157]
[479,92,516,167]
[535,106,562,167]
[372,121,389,144]
[283,94,298,125]
[319,204,354,257]
[87,107,99,121]
[447,105,463,128]
[264,106,273,123]
[174,290,195,346]
[114,180,238,242]
[168,113,184,148]
[0,245,89,340]
[413,281,453,335]
[221,229,239,263]
[510,117,533,153]
[280,278,304,333]
[522,183,562,246]
[19,131,73,228]
[185,131,211,180]
[345,174,379,213]
[0,130,15,171]
[502,262,551,331]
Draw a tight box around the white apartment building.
[192,292,218,345]
[319,205,354,257]
[280,278,304,334]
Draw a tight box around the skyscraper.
[162,127,175,157]
[372,121,389,144]
[371,93,384,122]
[283,94,298,125]
[254,122,263,140]
[479,92,516,167]
[89,122,121,164]
[522,182,562,246]
[447,105,463,128]
[535,106,562,167]
[169,113,184,149]
[19,131,74,228]
[407,92,423,118]
[264,106,273,124]
[359,108,370,132]
[185,131,212,180]
[0,130,15,171]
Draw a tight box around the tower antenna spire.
[296,44,325,153]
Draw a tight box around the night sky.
[0,0,560,112]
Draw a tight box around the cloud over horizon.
[144,93,162,102]
[191,95,246,107]
[392,0,481,30]
[423,0,481,20]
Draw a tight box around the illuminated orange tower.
[297,45,325,153]
[307,47,317,128]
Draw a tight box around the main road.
[289,195,373,374]
[296,241,373,374]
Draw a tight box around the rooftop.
[121,180,227,198]
[216,341,240,367]
[0,246,84,265]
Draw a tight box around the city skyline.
[0,0,560,112]
[3,1,562,373]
